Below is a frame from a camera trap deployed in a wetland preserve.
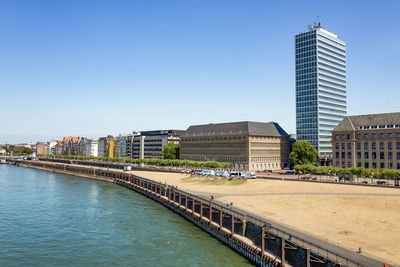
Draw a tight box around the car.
[263,170,272,173]
[361,181,368,184]
[243,172,257,179]
[377,181,386,185]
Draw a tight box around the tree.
[289,141,318,166]
[161,143,180,159]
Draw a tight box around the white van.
[243,172,257,179]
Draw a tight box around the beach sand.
[132,170,400,264]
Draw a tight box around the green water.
[0,165,252,267]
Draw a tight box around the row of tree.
[38,154,230,169]
[294,164,400,179]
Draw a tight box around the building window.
[389,152,393,159]
[372,133,376,139]
[364,152,369,159]
[364,134,369,139]
[397,153,400,160]
[348,162,352,168]
[335,135,339,140]
[341,143,345,149]
[388,133,393,139]
[357,152,361,159]
[356,134,361,140]
[347,152,351,159]
[335,143,339,149]
[372,142,376,149]
[357,162,362,167]
[347,143,351,149]
[336,152,339,158]
[397,142,400,149]
[380,152,385,159]
[388,142,393,149]
[341,135,345,140]
[364,142,369,149]
[389,162,393,169]
[365,162,369,168]
[357,143,361,149]
[347,135,351,140]
[372,152,376,159]
[380,133,385,139]
[342,152,345,159]
[380,142,385,149]
[381,163,385,169]
[372,162,377,169]
[397,133,400,139]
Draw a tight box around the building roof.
[334,112,400,132]
[182,121,289,137]
[63,136,80,143]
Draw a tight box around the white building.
[295,23,346,165]
[47,141,57,155]
[85,139,98,157]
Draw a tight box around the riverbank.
[9,160,390,267]
[133,170,400,265]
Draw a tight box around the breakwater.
[8,159,387,267]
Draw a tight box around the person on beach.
[230,202,233,209]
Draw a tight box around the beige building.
[180,121,290,171]
[332,112,400,169]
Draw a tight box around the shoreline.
[8,160,390,267]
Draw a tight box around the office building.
[295,23,346,165]
[180,121,290,171]
[332,112,400,169]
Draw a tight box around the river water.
[0,165,251,267]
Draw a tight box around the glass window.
[397,142,400,149]
[389,152,393,159]
[357,162,362,167]
[357,143,361,149]
[396,133,400,139]
[388,133,393,139]
[381,163,385,169]
[380,152,385,159]
[347,143,351,149]
[335,143,339,149]
[364,134,369,139]
[372,133,376,139]
[380,142,385,149]
[364,142,369,149]
[341,143,345,149]
[357,152,361,159]
[342,152,345,159]
[347,135,351,140]
[336,152,339,158]
[365,162,369,168]
[335,135,339,140]
[364,152,369,159]
[388,142,393,149]
[341,135,345,140]
[380,133,385,139]
[397,153,400,160]
[356,134,361,140]
[372,142,376,149]
[372,152,376,159]
[347,152,351,159]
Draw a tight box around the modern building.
[180,121,290,171]
[132,130,183,159]
[98,135,114,158]
[85,139,98,157]
[63,136,80,155]
[332,112,400,169]
[47,141,57,155]
[295,23,347,165]
[55,141,64,155]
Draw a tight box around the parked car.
[243,172,257,179]
[229,171,243,179]
[263,170,272,173]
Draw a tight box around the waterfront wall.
[8,159,387,267]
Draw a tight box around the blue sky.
[1,0,399,144]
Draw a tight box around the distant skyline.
[1,0,400,144]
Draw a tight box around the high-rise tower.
[295,23,347,165]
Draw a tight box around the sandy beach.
[132,170,400,265]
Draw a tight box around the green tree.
[289,141,318,166]
[161,143,180,159]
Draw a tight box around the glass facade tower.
[295,24,346,163]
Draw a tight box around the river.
[0,164,252,267]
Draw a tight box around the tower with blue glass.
[295,23,347,165]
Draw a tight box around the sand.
[132,170,400,264]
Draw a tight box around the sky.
[1,0,399,144]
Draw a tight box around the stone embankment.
[8,159,389,267]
